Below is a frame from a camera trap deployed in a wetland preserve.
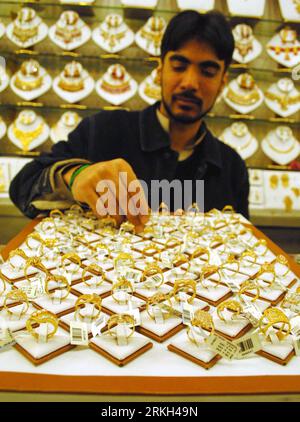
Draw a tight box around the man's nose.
[180,67,200,91]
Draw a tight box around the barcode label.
[91,315,107,338]
[70,321,89,346]
[153,306,164,325]
[124,270,142,283]
[182,303,194,325]
[241,301,262,327]
[116,324,128,346]
[0,329,16,351]
[234,331,262,358]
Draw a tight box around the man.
[10,10,249,231]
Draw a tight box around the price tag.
[0,328,16,351]
[208,249,222,266]
[267,328,281,345]
[145,274,162,289]
[116,323,128,346]
[122,269,142,284]
[234,330,262,358]
[160,251,173,269]
[91,315,108,338]
[241,299,262,327]
[222,276,240,293]
[291,324,300,356]
[206,334,239,360]
[126,308,141,326]
[70,321,89,346]
[181,302,194,325]
[153,305,164,325]
[20,285,38,300]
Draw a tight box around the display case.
[0,0,299,228]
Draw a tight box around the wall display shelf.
[0,0,299,228]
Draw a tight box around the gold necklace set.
[12,122,44,152]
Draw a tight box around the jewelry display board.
[0,209,300,397]
[0,0,299,222]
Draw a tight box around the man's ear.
[219,72,228,94]
[155,59,162,85]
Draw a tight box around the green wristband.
[69,164,90,190]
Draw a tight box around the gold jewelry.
[142,264,164,288]
[172,253,190,273]
[221,254,240,273]
[294,0,300,13]
[165,237,181,249]
[217,299,243,322]
[24,257,48,282]
[26,310,58,342]
[191,246,210,262]
[114,252,134,272]
[40,238,58,257]
[8,249,28,271]
[25,232,43,251]
[82,263,104,287]
[256,263,276,287]
[240,249,258,266]
[40,217,56,233]
[142,243,160,256]
[12,122,44,152]
[284,195,293,212]
[106,313,135,339]
[61,252,81,274]
[172,279,196,304]
[199,264,220,288]
[259,307,291,341]
[275,255,290,277]
[140,16,165,47]
[265,90,300,111]
[58,62,85,92]
[111,277,134,304]
[238,280,260,302]
[101,64,131,95]
[0,272,6,296]
[233,24,254,58]
[146,292,172,321]
[267,137,296,154]
[253,239,268,256]
[12,8,39,43]
[4,290,29,318]
[75,294,102,321]
[187,310,215,345]
[15,75,43,91]
[49,209,65,219]
[92,242,111,259]
[227,74,261,106]
[55,11,82,44]
[99,215,117,228]
[270,174,279,189]
[119,221,135,235]
[45,274,70,301]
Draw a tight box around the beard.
[161,90,216,124]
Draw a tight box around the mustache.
[173,91,203,106]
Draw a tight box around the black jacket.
[9,103,249,218]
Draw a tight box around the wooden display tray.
[195,290,233,307]
[14,342,75,366]
[70,286,112,299]
[215,322,253,341]
[89,339,153,367]
[167,344,222,370]
[1,219,300,396]
[32,301,76,318]
[136,322,184,343]
[256,349,295,366]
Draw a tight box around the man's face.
[159,39,227,124]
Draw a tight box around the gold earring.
[284,196,293,212]
[269,174,279,189]
[281,173,289,189]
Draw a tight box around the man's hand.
[64,159,150,231]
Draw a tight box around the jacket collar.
[139,102,223,169]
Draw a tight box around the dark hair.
[161,10,234,70]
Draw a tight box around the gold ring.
[61,252,81,274]
[24,257,48,282]
[4,290,29,318]
[142,264,164,288]
[241,250,258,267]
[49,209,65,220]
[107,313,135,339]
[112,277,134,304]
[82,263,104,287]
[146,292,172,320]
[40,217,56,233]
[142,243,160,256]
[119,221,136,235]
[92,242,111,259]
[8,249,28,271]
[191,246,210,262]
[0,272,6,296]
[217,299,243,322]
[26,310,58,341]
[172,253,190,273]
[75,294,102,321]
[25,232,43,251]
[254,239,268,256]
[40,238,58,257]
[222,254,240,273]
[259,307,291,341]
[114,252,135,272]
[256,263,276,288]
[98,216,117,228]
[187,309,215,344]
[45,274,70,301]
[199,264,220,288]
[238,280,260,302]
[275,255,290,278]
[172,279,196,304]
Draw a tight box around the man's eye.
[172,63,186,71]
[202,68,218,77]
